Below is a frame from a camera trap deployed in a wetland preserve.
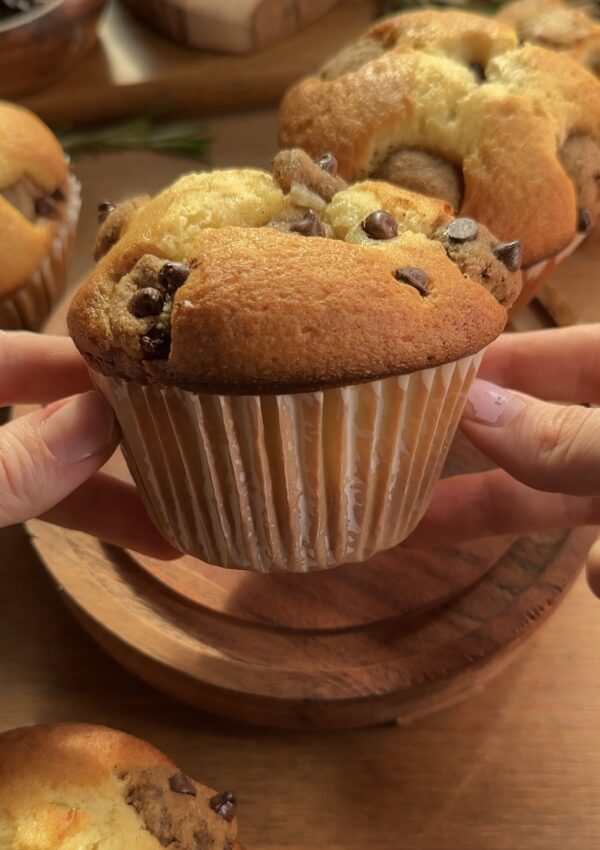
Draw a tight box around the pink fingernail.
[42,392,116,464]
[463,379,526,426]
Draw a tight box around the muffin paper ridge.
[0,171,81,330]
[93,350,483,573]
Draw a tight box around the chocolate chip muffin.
[68,155,519,572]
[278,9,600,310]
[499,0,600,76]
[0,101,80,329]
[0,723,243,850]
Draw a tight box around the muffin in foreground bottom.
[0,723,242,850]
[69,159,520,572]
[0,102,81,330]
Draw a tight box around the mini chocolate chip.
[169,772,197,796]
[35,196,57,219]
[224,841,233,850]
[446,217,478,242]
[158,261,190,293]
[578,207,593,234]
[130,287,165,318]
[209,790,237,823]
[98,201,115,223]
[470,62,485,82]
[362,210,398,240]
[492,240,522,272]
[51,186,66,202]
[394,266,429,295]
[290,209,326,237]
[315,152,338,176]
[140,326,171,360]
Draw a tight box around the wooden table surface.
[2,111,600,848]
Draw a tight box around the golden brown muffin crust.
[499,0,600,74]
[0,101,71,296]
[278,9,600,267]
[68,166,517,394]
[0,724,240,850]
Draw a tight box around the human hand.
[0,331,176,558]
[407,325,600,592]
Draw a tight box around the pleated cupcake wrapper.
[0,172,81,330]
[93,351,483,573]
[513,230,588,313]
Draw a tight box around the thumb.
[461,379,600,496]
[0,392,118,527]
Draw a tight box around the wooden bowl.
[0,0,108,98]
[121,0,342,54]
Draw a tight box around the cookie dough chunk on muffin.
[498,0,600,76]
[279,9,600,309]
[0,723,243,850]
[0,102,80,330]
[69,163,520,573]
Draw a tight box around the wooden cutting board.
[538,221,600,325]
[19,0,377,126]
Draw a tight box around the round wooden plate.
[28,514,595,729]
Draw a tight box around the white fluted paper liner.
[92,350,484,573]
[0,171,81,330]
[512,229,588,313]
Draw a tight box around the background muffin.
[68,155,520,573]
[278,9,600,310]
[0,723,242,850]
[498,0,600,76]
[0,102,80,330]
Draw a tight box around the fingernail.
[463,379,526,426]
[42,392,116,464]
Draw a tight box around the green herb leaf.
[57,113,212,162]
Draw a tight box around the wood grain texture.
[3,522,600,848]
[538,222,600,326]
[18,0,377,125]
[0,0,107,98]
[28,515,595,729]
[121,0,341,53]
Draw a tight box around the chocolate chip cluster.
[35,186,65,218]
[123,253,190,361]
[435,216,522,306]
[122,766,238,850]
[360,210,521,303]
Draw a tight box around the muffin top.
[499,0,600,75]
[0,101,71,296]
[0,723,241,850]
[68,153,520,394]
[278,9,600,268]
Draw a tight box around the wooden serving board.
[19,0,377,126]
[28,509,595,729]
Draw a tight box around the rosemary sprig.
[58,114,212,162]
